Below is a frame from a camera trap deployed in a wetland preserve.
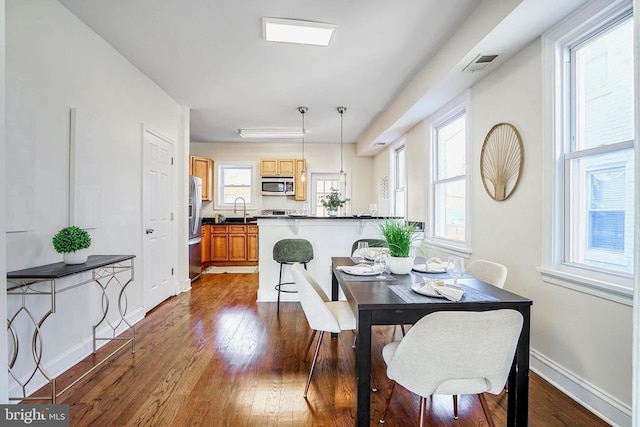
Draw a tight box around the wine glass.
[374,253,387,279]
[356,241,369,263]
[447,256,465,286]
[369,203,378,216]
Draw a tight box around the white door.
[143,129,174,311]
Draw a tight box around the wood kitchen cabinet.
[294,159,306,201]
[189,155,214,201]
[201,225,211,262]
[206,224,258,266]
[260,158,295,176]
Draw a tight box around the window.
[394,146,406,217]
[311,173,345,216]
[542,0,634,300]
[217,164,254,205]
[563,9,634,275]
[430,110,467,246]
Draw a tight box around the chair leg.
[478,393,496,427]
[304,331,324,398]
[400,324,406,336]
[303,330,318,361]
[277,263,283,314]
[419,396,427,427]
[379,380,396,424]
[453,395,458,419]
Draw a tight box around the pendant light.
[337,106,347,182]
[298,106,308,182]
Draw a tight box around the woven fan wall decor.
[480,123,524,201]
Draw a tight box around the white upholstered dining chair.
[465,259,508,289]
[291,263,357,398]
[379,309,523,426]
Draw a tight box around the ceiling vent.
[374,141,386,146]
[462,54,499,73]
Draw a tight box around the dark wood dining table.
[331,257,533,426]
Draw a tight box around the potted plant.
[378,219,419,274]
[320,188,349,216]
[52,225,92,264]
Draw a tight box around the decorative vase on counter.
[386,256,414,275]
[63,249,89,265]
[328,209,338,217]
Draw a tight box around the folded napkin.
[420,278,464,301]
[337,264,377,275]
[426,257,447,272]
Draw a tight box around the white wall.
[0,0,8,405]
[380,38,632,426]
[4,0,186,399]
[190,141,375,216]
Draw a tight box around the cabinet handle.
[146,228,155,234]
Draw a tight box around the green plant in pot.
[378,219,419,274]
[320,188,349,216]
[53,225,91,264]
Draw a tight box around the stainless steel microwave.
[261,177,295,196]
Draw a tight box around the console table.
[7,254,136,403]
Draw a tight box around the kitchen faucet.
[234,197,247,223]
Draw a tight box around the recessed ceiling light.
[239,128,306,139]
[263,18,336,46]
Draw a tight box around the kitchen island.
[256,215,410,303]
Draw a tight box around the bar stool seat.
[273,239,314,313]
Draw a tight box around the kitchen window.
[541,0,634,302]
[312,174,346,216]
[429,107,468,251]
[217,164,254,206]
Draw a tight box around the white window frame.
[214,162,257,209]
[310,172,349,217]
[425,97,470,256]
[540,0,634,305]
[393,143,406,217]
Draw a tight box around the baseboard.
[530,348,631,427]
[176,278,191,294]
[8,307,145,400]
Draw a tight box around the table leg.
[355,310,373,427]
[508,305,530,426]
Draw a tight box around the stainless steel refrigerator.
[188,175,203,282]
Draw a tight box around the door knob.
[146,228,155,234]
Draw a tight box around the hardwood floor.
[35,273,610,426]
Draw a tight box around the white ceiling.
[57,0,587,150]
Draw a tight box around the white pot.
[63,249,88,265]
[386,256,414,275]
[328,209,338,217]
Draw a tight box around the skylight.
[263,18,336,46]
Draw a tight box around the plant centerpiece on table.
[320,188,349,216]
[52,225,91,265]
[378,219,419,274]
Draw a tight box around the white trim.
[541,0,635,297]
[538,266,633,305]
[531,348,631,427]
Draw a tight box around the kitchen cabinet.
[189,155,214,201]
[206,224,258,266]
[294,159,306,201]
[247,224,259,261]
[201,225,211,262]
[260,158,295,176]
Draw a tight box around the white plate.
[412,264,447,273]
[339,267,380,276]
[411,282,447,298]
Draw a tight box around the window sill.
[537,266,633,306]
[423,239,472,258]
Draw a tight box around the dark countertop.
[202,217,257,225]
[254,215,402,220]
